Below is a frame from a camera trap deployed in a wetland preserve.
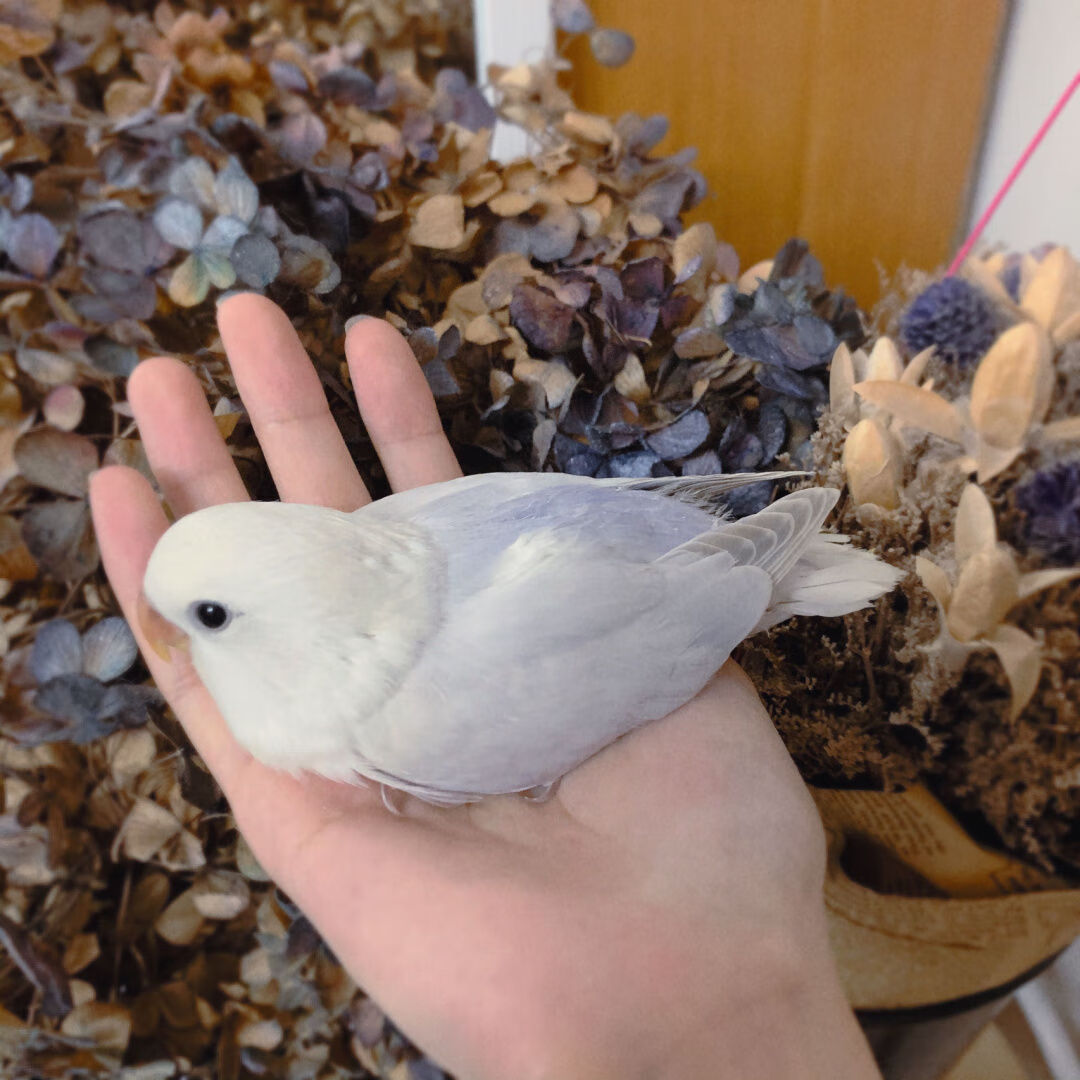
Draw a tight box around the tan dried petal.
[107,729,157,788]
[1020,246,1080,337]
[159,827,206,872]
[460,170,502,207]
[114,798,182,862]
[914,555,952,613]
[961,258,1023,315]
[103,79,154,119]
[237,1018,283,1050]
[613,353,649,404]
[842,418,901,509]
[969,321,1053,448]
[672,222,717,283]
[628,211,662,238]
[737,259,773,294]
[1052,308,1080,346]
[0,0,59,64]
[464,314,504,345]
[853,381,964,443]
[955,484,997,563]
[985,624,1042,721]
[60,1002,131,1053]
[946,547,1019,643]
[546,163,598,205]
[513,357,578,409]
[191,869,250,920]
[63,933,100,975]
[408,193,466,249]
[155,888,205,946]
[560,111,616,144]
[487,190,537,217]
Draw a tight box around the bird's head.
[140,501,441,774]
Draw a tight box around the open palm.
[90,294,865,1080]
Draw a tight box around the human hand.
[90,294,878,1080]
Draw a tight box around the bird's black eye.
[193,602,230,630]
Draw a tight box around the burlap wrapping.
[812,785,1080,1010]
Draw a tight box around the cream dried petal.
[900,346,935,387]
[156,888,205,945]
[1020,246,1080,336]
[955,483,997,563]
[1052,308,1080,347]
[946,547,1020,643]
[842,418,902,509]
[613,353,649,404]
[513,357,578,409]
[972,437,1022,483]
[114,797,182,862]
[1041,415,1080,443]
[829,342,856,417]
[1016,566,1080,603]
[60,1003,131,1054]
[985,624,1043,721]
[865,336,903,382]
[960,258,1024,316]
[853,382,964,443]
[969,322,1053,448]
[672,222,718,283]
[914,555,952,614]
[737,259,773,294]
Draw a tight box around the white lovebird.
[140,471,901,805]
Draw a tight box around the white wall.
[969,3,1080,256]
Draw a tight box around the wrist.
[658,922,880,1080]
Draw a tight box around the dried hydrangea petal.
[21,497,98,581]
[5,212,61,278]
[647,410,709,460]
[42,385,84,432]
[152,197,204,250]
[230,232,280,288]
[81,616,138,681]
[510,283,576,353]
[83,335,139,377]
[15,429,98,498]
[213,157,260,223]
[589,27,635,67]
[553,0,595,33]
[30,618,83,683]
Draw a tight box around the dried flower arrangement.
[0,0,1077,1073]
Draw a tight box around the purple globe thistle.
[1014,459,1080,566]
[900,277,997,365]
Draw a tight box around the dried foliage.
[0,0,1078,1074]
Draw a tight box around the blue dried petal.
[721,480,775,518]
[681,449,723,476]
[30,620,83,683]
[724,430,764,472]
[554,433,604,476]
[793,313,836,358]
[152,197,204,250]
[647,410,709,460]
[32,674,111,743]
[81,617,138,682]
[598,449,662,478]
[422,359,459,398]
[97,684,162,728]
[409,1059,448,1080]
[318,67,377,107]
[201,214,248,253]
[751,281,794,323]
[755,364,823,401]
[758,403,787,461]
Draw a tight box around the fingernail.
[345,314,373,332]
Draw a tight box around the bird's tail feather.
[754,533,903,633]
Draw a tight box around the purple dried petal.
[351,151,390,192]
[278,111,328,164]
[409,1059,448,1080]
[647,410,709,460]
[230,232,281,289]
[408,327,438,365]
[0,911,72,1019]
[632,173,692,226]
[510,283,577,353]
[77,268,157,321]
[21,498,99,582]
[10,173,33,212]
[589,27,635,67]
[350,998,386,1048]
[78,209,163,273]
[528,204,580,263]
[771,238,823,287]
[620,257,667,301]
[723,430,763,472]
[81,617,138,682]
[436,325,461,363]
[613,297,658,342]
[30,620,83,683]
[5,213,61,278]
[619,113,669,156]
[793,313,836,359]
[317,67,377,107]
[562,390,603,437]
[269,59,310,94]
[751,281,794,322]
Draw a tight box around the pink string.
[947,69,1080,276]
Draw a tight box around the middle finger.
[217,293,370,511]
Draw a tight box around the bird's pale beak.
[137,592,189,661]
